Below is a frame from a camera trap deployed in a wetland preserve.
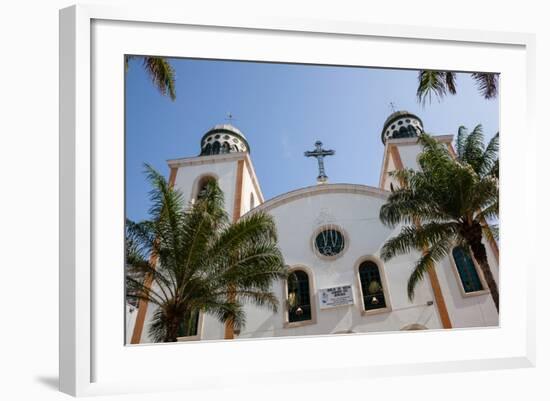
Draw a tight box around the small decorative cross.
[225,112,236,122]
[389,102,397,113]
[304,141,335,184]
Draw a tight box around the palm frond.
[407,235,454,300]
[379,128,500,309]
[417,71,449,105]
[482,223,499,242]
[126,168,286,342]
[459,125,485,171]
[142,56,176,100]
[455,126,469,159]
[478,132,499,177]
[381,222,458,261]
[470,72,499,99]
[235,290,280,313]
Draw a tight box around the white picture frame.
[59,4,536,397]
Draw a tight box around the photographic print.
[124,56,499,344]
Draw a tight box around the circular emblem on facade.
[315,228,345,257]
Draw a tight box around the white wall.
[398,143,423,169]
[234,189,497,339]
[240,162,262,215]
[217,190,443,339]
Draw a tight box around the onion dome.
[199,124,250,156]
[381,111,424,144]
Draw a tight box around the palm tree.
[417,71,498,105]
[126,165,287,342]
[125,55,176,101]
[379,126,499,311]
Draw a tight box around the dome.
[199,124,250,156]
[381,110,424,144]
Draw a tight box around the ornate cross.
[304,141,335,184]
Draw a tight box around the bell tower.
[131,123,264,344]
[166,124,263,222]
[379,110,454,191]
[378,110,456,330]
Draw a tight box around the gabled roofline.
[243,183,389,217]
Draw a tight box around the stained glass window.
[452,247,483,293]
[315,229,345,257]
[359,261,387,311]
[288,270,312,323]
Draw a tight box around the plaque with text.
[319,285,354,309]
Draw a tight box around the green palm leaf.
[470,72,499,99]
[126,165,287,342]
[125,55,176,101]
[379,127,500,311]
[416,70,498,103]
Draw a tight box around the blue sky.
[125,57,499,222]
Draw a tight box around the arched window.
[221,142,230,154]
[358,260,387,311]
[250,193,255,209]
[396,125,410,139]
[196,175,216,200]
[203,143,212,155]
[452,246,483,293]
[287,270,312,323]
[212,141,221,154]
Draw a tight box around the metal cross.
[225,112,236,122]
[304,141,335,184]
[389,102,397,113]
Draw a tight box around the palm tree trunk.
[469,240,499,313]
[165,317,181,343]
[224,285,236,339]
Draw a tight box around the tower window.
[196,175,216,200]
[212,141,221,154]
[358,260,387,311]
[221,142,230,154]
[287,270,312,323]
[452,246,484,293]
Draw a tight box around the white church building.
[128,110,499,344]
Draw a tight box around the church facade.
[127,111,499,344]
